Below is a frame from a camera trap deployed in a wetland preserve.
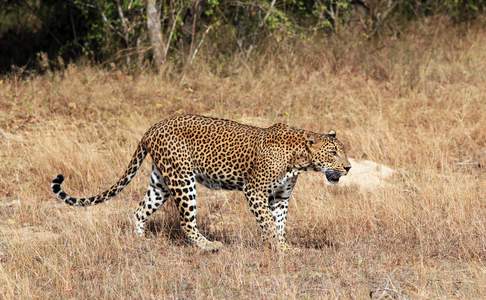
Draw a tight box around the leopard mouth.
[325,170,342,184]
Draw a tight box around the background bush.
[0,0,484,73]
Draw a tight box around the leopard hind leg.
[134,164,170,236]
[169,173,223,252]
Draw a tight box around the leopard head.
[305,130,351,184]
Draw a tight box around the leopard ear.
[305,132,321,146]
[304,133,322,155]
[327,130,336,138]
[306,133,316,145]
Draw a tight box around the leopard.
[51,114,351,251]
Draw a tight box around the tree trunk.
[146,0,164,71]
[115,0,131,67]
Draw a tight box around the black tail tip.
[52,174,64,184]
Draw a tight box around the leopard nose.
[344,166,351,173]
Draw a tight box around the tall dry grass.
[0,20,485,298]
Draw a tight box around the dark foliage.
[0,0,484,73]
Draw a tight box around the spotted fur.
[51,114,351,251]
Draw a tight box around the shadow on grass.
[144,213,250,247]
[144,214,337,250]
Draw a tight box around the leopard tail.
[50,142,147,206]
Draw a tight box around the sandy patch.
[334,158,396,191]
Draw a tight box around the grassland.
[0,20,485,299]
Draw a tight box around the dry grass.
[1,20,485,298]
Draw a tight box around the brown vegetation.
[0,20,485,298]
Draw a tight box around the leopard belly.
[195,173,244,191]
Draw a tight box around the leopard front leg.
[268,175,297,247]
[243,184,281,249]
[268,195,289,245]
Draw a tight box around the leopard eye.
[330,150,337,156]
